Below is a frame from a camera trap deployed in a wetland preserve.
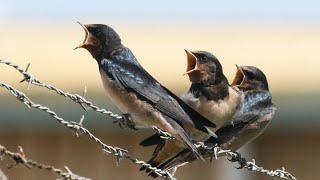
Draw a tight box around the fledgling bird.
[214,65,276,150]
[140,50,241,174]
[148,65,276,177]
[74,23,216,155]
[182,50,241,129]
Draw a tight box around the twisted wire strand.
[0,82,175,180]
[0,59,296,180]
[0,60,123,120]
[155,126,296,180]
[0,144,90,180]
[212,146,296,180]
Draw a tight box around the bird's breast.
[182,87,241,129]
[99,69,149,113]
[99,69,170,128]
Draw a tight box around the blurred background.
[0,0,319,179]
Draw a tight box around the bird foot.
[228,152,247,169]
[113,113,137,130]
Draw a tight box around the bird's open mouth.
[184,50,198,75]
[184,50,202,83]
[231,65,245,86]
[74,22,100,50]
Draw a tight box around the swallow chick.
[75,23,216,156]
[140,50,240,175]
[149,65,276,176]
[215,65,276,151]
[182,50,241,129]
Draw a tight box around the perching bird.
[214,65,276,150]
[147,65,276,177]
[74,23,216,156]
[140,50,241,174]
[182,50,241,129]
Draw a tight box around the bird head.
[184,50,224,85]
[75,22,122,59]
[232,65,269,91]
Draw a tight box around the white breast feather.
[99,69,176,131]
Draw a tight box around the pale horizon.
[1,0,320,94]
[1,23,320,94]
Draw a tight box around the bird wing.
[214,90,276,144]
[230,91,276,125]
[154,91,277,173]
[101,58,215,133]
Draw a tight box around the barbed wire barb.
[0,82,175,180]
[154,124,297,180]
[0,59,123,120]
[0,144,90,180]
[0,59,296,180]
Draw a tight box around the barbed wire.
[0,144,90,180]
[0,82,175,180]
[210,146,296,180]
[154,123,297,180]
[0,60,123,120]
[0,59,296,180]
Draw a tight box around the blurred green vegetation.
[1,91,319,133]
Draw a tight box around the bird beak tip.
[73,44,83,50]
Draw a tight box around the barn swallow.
[216,65,276,150]
[182,50,241,129]
[145,65,276,177]
[74,23,216,156]
[140,50,241,174]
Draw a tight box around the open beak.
[74,22,100,50]
[231,64,245,86]
[183,49,198,75]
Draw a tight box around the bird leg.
[228,151,247,169]
[113,113,137,130]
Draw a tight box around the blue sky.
[1,0,320,24]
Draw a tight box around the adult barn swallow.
[140,50,241,174]
[147,66,276,177]
[74,23,216,155]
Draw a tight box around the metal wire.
[0,82,175,180]
[0,59,297,180]
[0,144,90,180]
[154,123,297,180]
[0,60,123,120]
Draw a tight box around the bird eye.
[198,54,207,62]
[90,28,102,37]
[245,71,255,79]
[93,30,101,36]
[97,31,103,36]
